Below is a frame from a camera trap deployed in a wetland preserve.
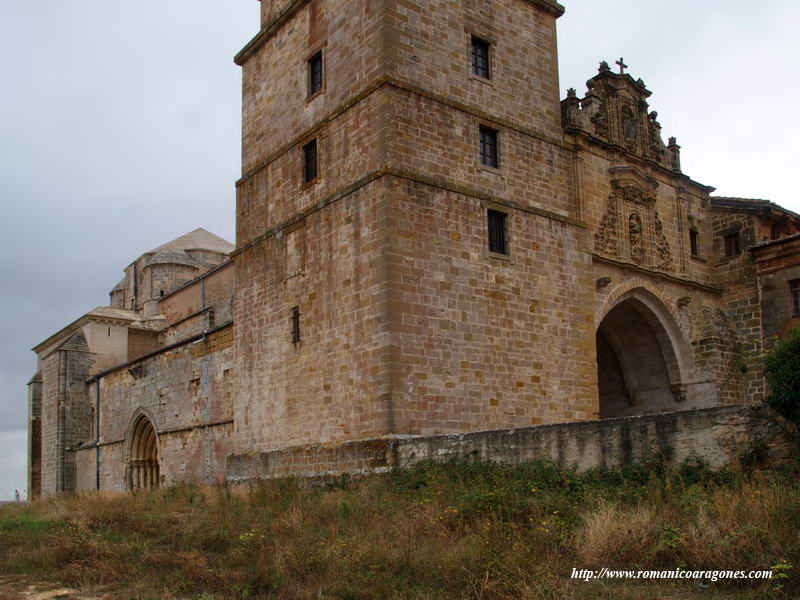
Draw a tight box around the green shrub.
[765,326,800,424]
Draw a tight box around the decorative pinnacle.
[598,60,611,73]
[567,88,577,98]
[615,57,628,74]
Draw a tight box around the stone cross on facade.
[616,57,628,74]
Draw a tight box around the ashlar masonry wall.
[76,325,235,492]
[40,332,95,496]
[753,236,800,348]
[711,212,766,403]
[233,0,594,459]
[383,176,596,432]
[234,181,394,454]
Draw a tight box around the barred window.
[689,228,700,257]
[308,51,323,96]
[723,232,740,257]
[479,126,499,169]
[303,139,318,183]
[487,209,508,255]
[291,306,301,344]
[791,280,800,317]
[471,36,490,79]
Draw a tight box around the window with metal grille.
[723,232,740,257]
[487,209,508,255]
[791,280,800,317]
[689,228,700,256]
[479,126,498,169]
[291,306,301,343]
[308,51,323,96]
[471,36,490,79]
[303,139,318,183]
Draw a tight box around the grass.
[0,457,798,599]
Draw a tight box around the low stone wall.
[227,405,795,481]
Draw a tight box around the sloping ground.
[1,459,797,599]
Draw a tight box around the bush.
[765,326,800,424]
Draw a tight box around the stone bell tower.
[229,0,597,470]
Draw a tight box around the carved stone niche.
[629,212,645,264]
[620,103,639,153]
[594,165,659,259]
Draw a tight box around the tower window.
[471,36,491,79]
[479,126,499,169]
[723,232,740,257]
[487,209,508,255]
[689,228,699,257]
[303,139,318,183]
[291,306,301,343]
[791,280,800,317]
[308,51,323,96]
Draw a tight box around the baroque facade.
[27,0,800,497]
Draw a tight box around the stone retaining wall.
[227,405,795,481]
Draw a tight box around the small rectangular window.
[791,280,800,317]
[291,306,301,343]
[471,36,490,79]
[308,51,323,96]
[487,209,508,255]
[303,139,318,183]
[689,228,699,257]
[724,232,740,257]
[479,126,499,169]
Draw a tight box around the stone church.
[27,0,800,497]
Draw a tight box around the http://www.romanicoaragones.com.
[571,568,773,582]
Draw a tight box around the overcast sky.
[1,1,798,500]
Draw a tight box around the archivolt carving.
[595,283,694,385]
[596,277,691,342]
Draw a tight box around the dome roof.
[149,228,234,255]
[143,249,201,269]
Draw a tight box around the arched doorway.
[127,415,160,490]
[596,290,688,419]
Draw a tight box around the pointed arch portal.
[126,415,160,490]
[596,289,689,419]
